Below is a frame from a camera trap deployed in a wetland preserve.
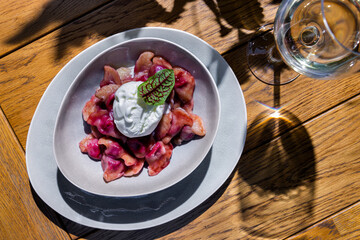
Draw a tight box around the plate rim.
[25,26,247,230]
[53,36,221,197]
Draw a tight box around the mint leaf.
[138,69,175,106]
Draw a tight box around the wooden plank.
[0,0,276,58]
[288,201,360,240]
[233,95,360,239]
[0,107,70,240]
[0,0,359,238]
[78,91,360,240]
[0,0,112,57]
[1,0,359,151]
[0,0,276,149]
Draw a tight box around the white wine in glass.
[248,0,360,85]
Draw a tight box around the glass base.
[247,23,300,85]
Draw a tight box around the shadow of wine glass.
[238,109,316,239]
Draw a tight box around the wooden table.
[1,0,359,239]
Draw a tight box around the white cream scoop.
[113,81,167,138]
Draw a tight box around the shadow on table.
[6,0,264,61]
[231,19,316,237]
[237,106,316,238]
[30,149,234,239]
[57,149,213,224]
[18,0,269,238]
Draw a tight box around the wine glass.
[247,0,360,85]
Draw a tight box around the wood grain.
[0,0,276,149]
[0,0,360,239]
[224,47,360,153]
[0,0,276,57]
[0,107,70,240]
[0,0,112,57]
[289,201,360,240]
[79,94,360,239]
[1,0,359,151]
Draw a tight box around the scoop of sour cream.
[113,81,167,138]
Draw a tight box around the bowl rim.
[53,36,221,197]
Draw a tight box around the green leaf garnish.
[138,69,175,106]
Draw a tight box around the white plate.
[53,37,220,197]
[26,27,247,230]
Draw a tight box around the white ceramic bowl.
[53,37,220,197]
